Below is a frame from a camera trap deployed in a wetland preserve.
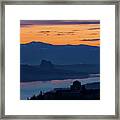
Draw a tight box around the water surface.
[21,76,100,100]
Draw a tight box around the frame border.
[0,0,119,119]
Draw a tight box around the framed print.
[0,0,119,119]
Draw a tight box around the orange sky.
[20,23,100,46]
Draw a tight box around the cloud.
[88,28,100,30]
[38,31,51,33]
[80,39,100,42]
[55,31,76,36]
[65,32,74,33]
[20,20,100,26]
[20,25,32,27]
[56,33,64,36]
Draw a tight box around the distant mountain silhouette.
[40,60,54,70]
[20,60,99,82]
[20,41,100,65]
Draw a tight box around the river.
[20,76,100,100]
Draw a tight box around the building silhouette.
[28,81,100,100]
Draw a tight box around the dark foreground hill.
[28,81,100,100]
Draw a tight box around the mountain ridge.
[21,41,100,47]
[20,41,100,65]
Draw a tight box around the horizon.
[20,41,100,47]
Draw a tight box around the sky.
[20,20,100,46]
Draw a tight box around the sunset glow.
[20,20,100,46]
